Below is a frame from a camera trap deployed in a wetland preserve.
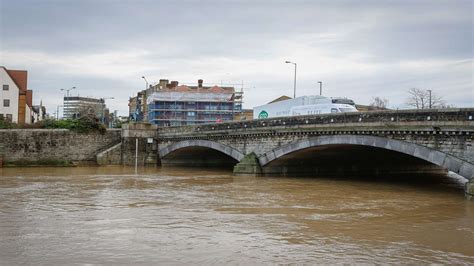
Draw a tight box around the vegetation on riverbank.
[0,118,16,129]
[0,116,106,134]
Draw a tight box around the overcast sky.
[1,0,473,116]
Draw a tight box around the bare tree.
[71,104,100,120]
[437,103,456,109]
[405,88,445,109]
[370,97,389,109]
[428,90,445,108]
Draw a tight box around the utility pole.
[318,81,323,96]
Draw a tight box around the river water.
[0,166,473,264]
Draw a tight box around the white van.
[254,95,358,119]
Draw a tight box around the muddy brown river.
[0,166,473,264]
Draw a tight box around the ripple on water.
[0,166,472,264]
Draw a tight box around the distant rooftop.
[64,96,105,103]
[147,91,234,103]
[268,95,292,104]
[151,79,235,94]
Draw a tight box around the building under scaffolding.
[145,79,243,126]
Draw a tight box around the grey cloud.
[3,0,471,61]
[1,0,472,116]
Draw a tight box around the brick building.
[144,79,243,126]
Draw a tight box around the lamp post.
[141,76,149,91]
[60,86,76,119]
[285,61,297,98]
[56,105,63,120]
[427,89,432,109]
[318,81,323,96]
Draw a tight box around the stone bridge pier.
[157,109,474,197]
[121,123,160,166]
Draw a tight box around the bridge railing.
[157,108,474,134]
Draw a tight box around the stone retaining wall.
[0,129,121,166]
[96,143,122,165]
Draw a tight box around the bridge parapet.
[157,108,474,137]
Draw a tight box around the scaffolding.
[147,89,243,126]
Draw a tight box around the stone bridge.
[155,109,474,196]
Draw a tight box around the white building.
[0,67,19,122]
[0,66,34,124]
[63,96,106,120]
[32,102,46,123]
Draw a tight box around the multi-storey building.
[0,66,34,124]
[145,79,242,126]
[128,81,164,122]
[128,90,146,122]
[63,96,107,120]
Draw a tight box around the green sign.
[258,110,268,119]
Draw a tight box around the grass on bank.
[0,116,107,134]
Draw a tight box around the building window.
[3,99,10,107]
[6,114,12,122]
[3,85,8,91]
[187,112,195,116]
[0,114,3,120]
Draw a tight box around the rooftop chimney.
[198,79,203,88]
[159,79,169,90]
[170,81,178,88]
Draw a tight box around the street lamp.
[60,86,76,119]
[56,105,63,120]
[142,76,149,91]
[318,81,323,96]
[285,61,297,98]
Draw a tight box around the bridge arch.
[159,140,245,162]
[259,135,473,180]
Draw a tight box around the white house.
[0,66,33,124]
[32,102,46,123]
